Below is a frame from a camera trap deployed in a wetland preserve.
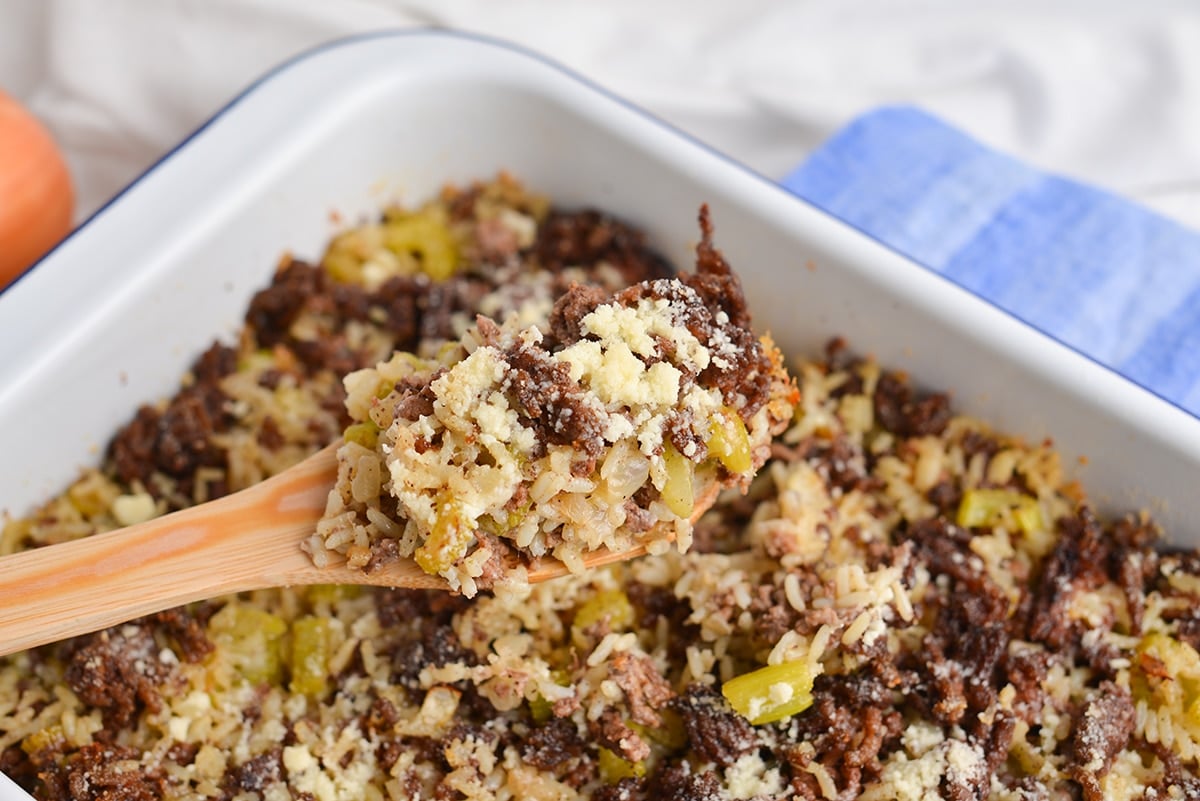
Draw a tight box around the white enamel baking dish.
[2,29,1199,799]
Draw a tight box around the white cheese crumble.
[111,492,158,526]
[726,752,786,800]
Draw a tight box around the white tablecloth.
[4,0,1200,229]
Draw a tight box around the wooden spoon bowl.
[0,443,718,657]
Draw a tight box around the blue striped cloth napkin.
[781,106,1200,418]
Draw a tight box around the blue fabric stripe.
[785,107,1040,271]
[1122,281,1200,406]
[781,105,1200,418]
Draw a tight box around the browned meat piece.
[1003,644,1050,724]
[65,624,172,730]
[873,371,951,437]
[610,651,676,728]
[474,216,521,263]
[107,339,235,501]
[372,275,422,346]
[152,607,213,663]
[365,538,401,572]
[593,777,644,801]
[647,763,723,801]
[256,414,285,450]
[548,283,609,347]
[1140,738,1200,799]
[1068,681,1135,801]
[789,673,902,796]
[670,684,756,768]
[590,707,650,762]
[34,743,164,801]
[388,624,475,690]
[520,718,594,787]
[246,259,324,346]
[503,334,607,457]
[1027,508,1109,650]
[287,335,362,377]
[793,434,871,494]
[226,748,284,794]
[107,406,161,485]
[521,718,585,770]
[533,209,674,285]
[108,383,231,493]
[190,342,237,384]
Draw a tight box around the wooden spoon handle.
[0,446,722,656]
[0,445,340,656]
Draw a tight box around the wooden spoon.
[0,443,719,657]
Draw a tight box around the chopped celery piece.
[322,206,459,285]
[415,497,475,576]
[722,661,814,725]
[708,408,752,473]
[305,584,362,606]
[322,224,386,284]
[290,616,333,697]
[21,725,65,756]
[661,444,694,519]
[343,420,380,449]
[529,669,571,723]
[598,746,646,781]
[957,489,1041,534]
[383,209,459,281]
[641,709,687,749]
[1011,500,1042,534]
[208,604,287,685]
[573,588,635,634]
[529,695,553,724]
[1136,632,1200,731]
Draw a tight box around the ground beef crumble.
[521,718,594,787]
[533,209,674,286]
[64,624,171,731]
[1068,682,1136,801]
[31,744,164,801]
[669,684,756,768]
[500,327,607,458]
[873,370,952,438]
[610,651,675,728]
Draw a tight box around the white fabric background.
[4,0,1200,229]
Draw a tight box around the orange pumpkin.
[0,91,74,288]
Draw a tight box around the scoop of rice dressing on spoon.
[308,206,798,596]
[0,207,796,656]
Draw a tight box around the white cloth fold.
[4,0,1200,228]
